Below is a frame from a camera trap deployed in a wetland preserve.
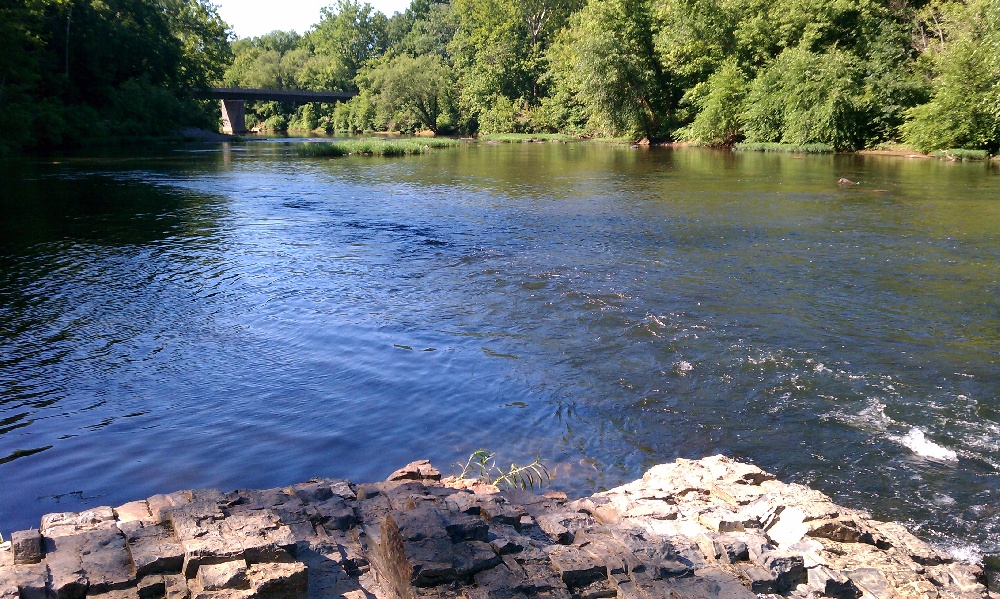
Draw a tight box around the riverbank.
[0,455,991,599]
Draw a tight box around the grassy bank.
[932,148,990,161]
[296,138,464,157]
[479,133,576,143]
[733,142,835,154]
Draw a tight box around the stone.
[0,456,989,599]
[712,536,748,564]
[453,542,501,578]
[11,563,49,599]
[44,533,89,599]
[387,461,442,483]
[197,560,250,591]
[118,520,185,577]
[41,507,118,538]
[763,552,807,592]
[765,506,808,549]
[222,509,297,564]
[162,574,188,599]
[476,498,524,528]
[80,528,135,593]
[546,546,606,589]
[845,568,893,598]
[136,575,166,599]
[248,562,308,599]
[808,566,862,599]
[534,516,572,545]
[180,532,246,579]
[662,568,756,599]
[738,564,776,593]
[116,501,153,524]
[11,530,43,565]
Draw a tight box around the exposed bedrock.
[0,456,992,599]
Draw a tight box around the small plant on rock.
[455,449,551,490]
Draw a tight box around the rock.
[118,520,185,577]
[248,562,308,599]
[11,563,48,599]
[765,506,808,549]
[546,546,606,589]
[0,456,988,599]
[115,501,153,524]
[136,575,166,599]
[42,507,118,538]
[80,528,135,593]
[845,568,893,598]
[388,461,442,483]
[807,566,861,599]
[763,552,807,592]
[196,560,250,591]
[738,564,776,593]
[663,568,756,598]
[44,533,89,599]
[712,536,749,563]
[11,530,43,565]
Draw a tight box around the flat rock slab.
[0,457,989,599]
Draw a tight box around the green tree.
[901,0,1000,151]
[742,45,869,149]
[679,58,748,145]
[556,0,675,140]
[309,0,389,86]
[360,54,456,132]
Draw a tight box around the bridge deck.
[203,87,356,103]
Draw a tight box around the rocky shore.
[1,455,992,599]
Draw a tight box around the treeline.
[231,0,1000,152]
[0,0,231,154]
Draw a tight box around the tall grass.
[479,133,575,143]
[932,148,990,161]
[734,142,835,154]
[296,138,463,157]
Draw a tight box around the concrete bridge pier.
[220,99,246,134]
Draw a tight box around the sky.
[214,0,412,39]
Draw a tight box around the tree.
[742,45,869,149]
[901,0,1000,151]
[679,58,748,145]
[556,0,676,140]
[309,0,389,85]
[359,54,456,132]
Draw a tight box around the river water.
[1,141,998,559]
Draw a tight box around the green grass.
[479,133,575,143]
[296,138,463,157]
[734,142,835,154]
[932,148,990,161]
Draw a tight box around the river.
[1,141,998,560]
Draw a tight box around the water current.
[1,141,998,560]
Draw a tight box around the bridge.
[199,88,358,134]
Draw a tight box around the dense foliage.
[227,0,998,152]
[1,0,231,154]
[6,0,997,153]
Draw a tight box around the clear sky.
[215,0,413,39]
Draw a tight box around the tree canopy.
[1,0,231,154]
[6,0,999,153]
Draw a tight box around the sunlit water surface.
[1,142,998,560]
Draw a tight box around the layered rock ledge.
[0,455,991,599]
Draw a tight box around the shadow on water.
[0,142,998,560]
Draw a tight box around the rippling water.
[1,142,998,558]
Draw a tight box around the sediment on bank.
[0,455,991,599]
